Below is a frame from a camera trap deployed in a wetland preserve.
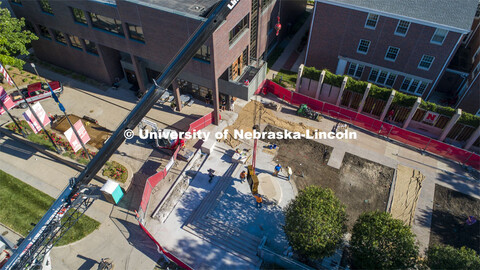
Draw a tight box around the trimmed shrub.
[345,77,368,94]
[392,92,418,107]
[369,85,392,101]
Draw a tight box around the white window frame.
[385,46,400,62]
[431,28,448,45]
[347,63,364,78]
[365,13,379,29]
[400,77,428,96]
[357,39,370,54]
[395,20,410,36]
[418,55,435,70]
[368,68,397,87]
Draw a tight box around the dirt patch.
[429,184,480,253]
[264,125,394,229]
[222,100,317,148]
[52,114,111,149]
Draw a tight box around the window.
[89,12,124,36]
[38,25,51,39]
[418,55,435,70]
[194,45,210,62]
[400,77,428,95]
[10,0,22,5]
[229,14,249,45]
[127,23,144,42]
[39,0,53,14]
[68,35,83,50]
[24,20,36,34]
[365,13,379,29]
[53,30,67,45]
[357,39,370,54]
[70,7,87,25]
[395,20,410,36]
[347,63,364,78]
[368,68,397,87]
[84,39,98,55]
[385,46,400,61]
[431,28,448,44]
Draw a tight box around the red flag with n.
[0,63,15,86]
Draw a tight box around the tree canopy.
[283,186,346,259]
[350,211,419,269]
[426,245,480,269]
[0,4,38,69]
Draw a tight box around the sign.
[64,119,90,152]
[23,102,50,133]
[0,87,15,115]
[422,111,440,125]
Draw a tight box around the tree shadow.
[76,254,98,270]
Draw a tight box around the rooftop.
[129,0,221,18]
[319,0,479,32]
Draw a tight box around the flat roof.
[129,0,221,18]
[318,0,479,32]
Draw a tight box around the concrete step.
[201,215,262,246]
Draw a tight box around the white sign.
[64,120,91,152]
[23,102,50,134]
[422,111,440,125]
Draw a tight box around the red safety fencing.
[138,222,193,270]
[263,80,480,170]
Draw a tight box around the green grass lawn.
[0,170,100,246]
[273,69,298,89]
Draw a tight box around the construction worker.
[254,194,263,208]
[273,164,282,176]
[240,170,246,183]
[208,169,215,183]
[287,166,293,181]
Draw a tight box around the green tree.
[283,186,346,259]
[0,4,38,69]
[350,211,419,269]
[426,245,480,269]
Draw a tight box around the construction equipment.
[2,1,240,269]
[297,104,320,121]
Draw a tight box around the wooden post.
[335,77,348,106]
[380,90,396,121]
[439,109,461,141]
[402,97,421,129]
[357,83,371,113]
[315,70,326,100]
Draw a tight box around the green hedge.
[459,112,480,127]
[302,66,322,81]
[345,77,368,94]
[369,85,393,101]
[420,101,456,117]
[392,92,418,107]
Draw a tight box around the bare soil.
[51,114,111,149]
[429,184,480,253]
[264,125,394,229]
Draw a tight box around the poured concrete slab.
[257,173,283,205]
[327,148,345,169]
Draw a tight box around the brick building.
[304,0,478,103]
[8,0,305,120]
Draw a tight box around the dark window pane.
[127,23,144,42]
[71,7,87,24]
[38,25,51,39]
[89,12,124,36]
[39,0,53,14]
[194,45,210,62]
[69,35,83,49]
[229,14,249,44]
[53,30,67,44]
[84,39,98,55]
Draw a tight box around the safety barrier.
[137,111,216,269]
[263,80,480,170]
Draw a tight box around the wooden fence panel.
[447,123,476,142]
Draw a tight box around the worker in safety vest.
[240,171,246,182]
[254,194,263,208]
[273,164,281,176]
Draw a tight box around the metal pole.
[0,98,27,137]
[0,61,61,153]
[30,64,91,160]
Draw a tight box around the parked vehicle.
[9,81,63,109]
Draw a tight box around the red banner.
[0,87,15,115]
[64,120,90,152]
[22,102,51,134]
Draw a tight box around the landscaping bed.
[0,170,99,246]
[263,125,394,229]
[429,184,480,253]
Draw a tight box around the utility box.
[100,180,124,204]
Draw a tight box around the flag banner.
[0,87,15,115]
[22,102,51,133]
[64,119,90,152]
[0,64,14,86]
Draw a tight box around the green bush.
[369,85,392,101]
[420,101,456,117]
[392,92,418,107]
[345,77,368,94]
[425,245,480,269]
[459,112,480,127]
[302,67,345,87]
[302,66,322,81]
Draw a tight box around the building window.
[71,7,87,25]
[194,45,210,62]
[127,23,144,42]
[400,77,428,95]
[53,30,67,45]
[84,39,98,55]
[365,13,379,29]
[395,20,410,36]
[68,35,83,50]
[24,20,36,34]
[229,14,249,45]
[38,25,51,39]
[38,0,53,14]
[431,28,448,44]
[347,63,364,78]
[385,46,400,61]
[357,39,370,54]
[368,68,396,87]
[418,55,435,70]
[89,12,124,36]
[10,0,22,6]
